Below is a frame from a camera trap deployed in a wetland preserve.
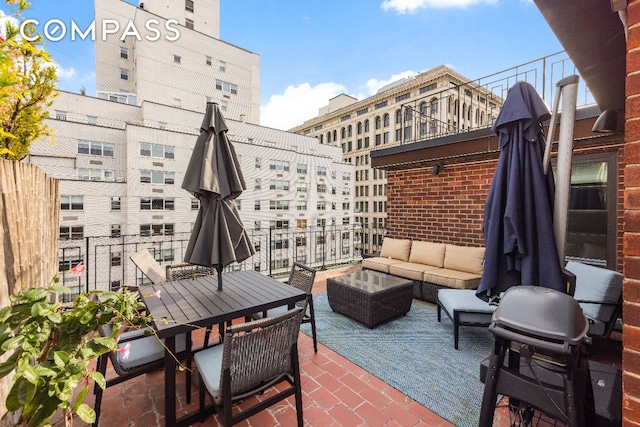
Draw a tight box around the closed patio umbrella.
[182,102,255,291]
[476,81,564,301]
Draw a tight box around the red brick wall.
[625,0,640,423]
[386,161,494,246]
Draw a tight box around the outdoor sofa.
[362,237,485,304]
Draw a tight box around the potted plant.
[0,264,150,427]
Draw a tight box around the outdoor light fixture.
[592,109,618,133]
[431,163,444,175]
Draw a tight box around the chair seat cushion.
[362,257,404,273]
[388,262,439,281]
[438,289,496,324]
[423,269,481,290]
[194,345,223,397]
[117,329,187,370]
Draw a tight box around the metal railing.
[57,225,387,298]
[398,51,594,145]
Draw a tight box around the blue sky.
[2,0,563,130]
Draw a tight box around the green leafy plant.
[0,282,150,427]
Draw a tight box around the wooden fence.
[0,159,60,301]
[0,160,59,424]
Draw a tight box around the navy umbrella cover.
[476,81,565,301]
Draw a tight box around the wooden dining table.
[139,269,307,427]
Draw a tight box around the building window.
[395,93,410,102]
[219,60,226,72]
[317,184,326,193]
[185,0,194,12]
[78,168,115,181]
[269,160,290,171]
[191,198,200,210]
[220,100,228,111]
[254,221,260,231]
[296,220,307,229]
[269,200,290,211]
[78,140,114,157]
[297,163,307,174]
[254,200,261,210]
[120,68,128,80]
[173,54,182,63]
[255,158,261,169]
[59,255,83,272]
[60,195,83,211]
[270,220,289,229]
[120,47,128,59]
[205,55,212,66]
[185,18,194,30]
[317,166,327,176]
[111,197,121,211]
[296,183,307,192]
[140,198,175,210]
[317,201,326,210]
[140,142,174,159]
[60,226,84,240]
[269,180,290,191]
[87,115,98,125]
[111,252,122,267]
[139,223,174,237]
[215,79,237,94]
[140,170,175,185]
[110,224,121,238]
[297,201,307,211]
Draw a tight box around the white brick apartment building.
[24,0,354,293]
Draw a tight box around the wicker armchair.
[253,262,318,352]
[193,307,305,427]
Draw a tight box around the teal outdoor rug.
[300,294,494,427]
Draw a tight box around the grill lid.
[490,286,588,346]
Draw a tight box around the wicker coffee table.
[326,270,413,328]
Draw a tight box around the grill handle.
[489,324,573,357]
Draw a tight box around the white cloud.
[381,0,497,14]
[359,70,418,98]
[54,62,77,80]
[260,82,346,130]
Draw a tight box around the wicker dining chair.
[193,307,305,427]
[253,262,318,352]
[92,324,188,427]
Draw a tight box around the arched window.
[333,130,337,141]
[341,127,346,139]
[404,107,412,121]
[364,119,370,133]
[357,122,362,134]
[348,125,352,137]
[462,103,467,122]
[395,109,402,124]
[430,98,438,114]
[447,97,452,114]
[375,116,381,129]
[420,102,428,116]
[327,131,331,143]
[467,106,472,121]
[480,111,485,126]
[383,113,389,127]
[319,134,324,144]
[454,100,459,115]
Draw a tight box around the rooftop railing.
[398,51,594,145]
[57,225,387,299]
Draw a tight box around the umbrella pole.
[217,265,223,291]
[552,75,580,266]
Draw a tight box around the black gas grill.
[478,286,594,426]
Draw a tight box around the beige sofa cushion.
[362,257,404,274]
[443,245,485,275]
[409,241,446,267]
[389,262,440,281]
[423,269,481,290]
[380,238,412,262]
